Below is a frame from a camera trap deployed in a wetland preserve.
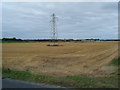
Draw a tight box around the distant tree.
[13,37,16,40]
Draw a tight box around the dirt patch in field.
[2,41,118,77]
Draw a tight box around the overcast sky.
[2,2,118,39]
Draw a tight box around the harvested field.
[2,41,118,77]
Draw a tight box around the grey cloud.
[2,2,118,39]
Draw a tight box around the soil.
[2,41,119,77]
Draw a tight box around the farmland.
[2,41,118,77]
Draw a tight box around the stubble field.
[2,41,118,77]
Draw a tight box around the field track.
[2,41,118,76]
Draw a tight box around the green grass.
[109,57,120,66]
[2,68,119,88]
[109,57,120,75]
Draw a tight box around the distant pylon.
[50,13,58,44]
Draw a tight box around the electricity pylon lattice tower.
[50,13,58,45]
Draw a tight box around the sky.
[2,2,118,39]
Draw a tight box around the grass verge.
[2,68,118,88]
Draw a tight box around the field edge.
[2,68,119,88]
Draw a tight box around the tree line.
[2,37,119,42]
